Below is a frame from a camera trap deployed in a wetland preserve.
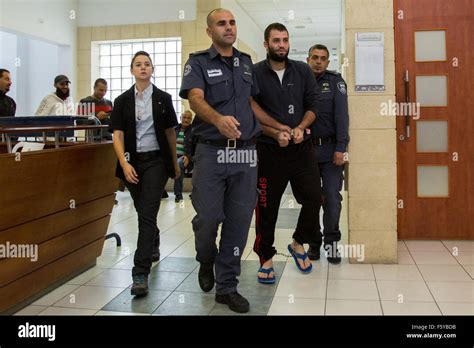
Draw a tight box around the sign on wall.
[355,32,385,92]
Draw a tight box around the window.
[97,38,182,114]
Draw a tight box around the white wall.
[0,0,77,111]
[77,0,196,27]
[221,0,266,61]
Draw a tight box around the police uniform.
[311,70,349,249]
[179,45,261,295]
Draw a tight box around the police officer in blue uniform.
[179,8,282,313]
[306,44,349,264]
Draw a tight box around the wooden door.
[395,0,473,239]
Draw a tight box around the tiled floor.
[13,190,474,316]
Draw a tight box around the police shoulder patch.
[337,81,347,95]
[184,64,192,76]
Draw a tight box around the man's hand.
[97,111,108,120]
[216,116,241,139]
[276,131,291,147]
[333,151,345,166]
[291,126,304,144]
[278,124,292,134]
[122,162,139,184]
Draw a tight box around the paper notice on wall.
[355,32,385,92]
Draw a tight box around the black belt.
[313,136,336,146]
[197,137,256,148]
[135,150,161,161]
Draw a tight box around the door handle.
[404,69,411,138]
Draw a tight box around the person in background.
[0,69,16,117]
[78,78,113,140]
[173,110,194,202]
[35,75,75,116]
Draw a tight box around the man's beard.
[56,88,70,100]
[267,46,289,62]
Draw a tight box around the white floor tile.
[454,252,474,266]
[411,251,458,265]
[405,241,447,252]
[67,267,107,285]
[38,307,98,316]
[373,264,423,281]
[95,310,150,316]
[281,261,328,279]
[268,297,325,315]
[85,269,133,288]
[32,284,80,306]
[437,302,474,315]
[381,301,441,315]
[274,278,327,299]
[377,280,434,302]
[463,265,474,278]
[328,263,374,280]
[426,281,474,303]
[398,241,408,251]
[397,251,415,265]
[442,241,474,253]
[52,285,124,310]
[418,265,472,281]
[14,305,48,316]
[327,279,379,300]
[326,299,382,315]
[96,253,129,268]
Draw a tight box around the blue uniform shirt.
[311,70,350,161]
[179,45,261,141]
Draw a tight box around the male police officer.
[306,44,349,264]
[251,23,322,283]
[179,8,282,313]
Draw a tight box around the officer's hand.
[276,131,291,147]
[182,156,189,168]
[333,151,345,166]
[216,116,241,139]
[122,162,139,184]
[292,127,304,144]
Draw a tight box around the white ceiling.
[236,0,343,64]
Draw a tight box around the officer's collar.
[315,71,327,81]
[209,44,241,60]
[0,90,6,97]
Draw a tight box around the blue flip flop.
[287,244,313,274]
[257,267,276,284]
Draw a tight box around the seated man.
[35,75,75,116]
[78,78,113,140]
[0,69,16,117]
[174,110,193,202]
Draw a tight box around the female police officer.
[110,51,180,296]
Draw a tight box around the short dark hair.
[130,51,153,69]
[264,23,289,42]
[94,78,107,88]
[308,44,330,59]
[0,69,10,78]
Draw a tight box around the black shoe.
[161,191,169,199]
[307,245,321,261]
[215,292,250,313]
[131,274,149,296]
[325,243,341,264]
[175,195,183,203]
[198,262,215,292]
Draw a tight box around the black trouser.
[310,161,344,248]
[124,152,168,277]
[253,140,322,265]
